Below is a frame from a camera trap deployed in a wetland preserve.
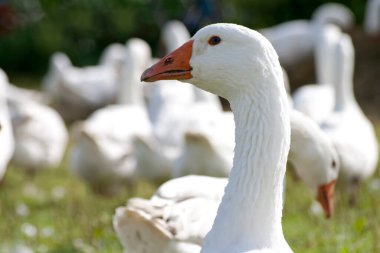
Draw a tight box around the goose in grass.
[8,90,68,174]
[69,38,157,195]
[43,43,125,122]
[0,69,14,183]
[292,23,343,123]
[320,34,379,204]
[113,23,341,253]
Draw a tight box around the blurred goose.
[174,109,339,212]
[8,91,68,173]
[173,106,234,178]
[137,20,224,178]
[43,43,125,122]
[136,21,199,176]
[7,84,50,105]
[364,0,380,36]
[114,23,318,253]
[292,24,342,123]
[320,34,379,204]
[260,3,353,67]
[0,70,15,182]
[69,38,155,195]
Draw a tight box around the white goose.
[320,34,379,203]
[364,0,380,36]
[114,23,316,253]
[43,43,124,122]
[173,105,234,178]
[69,38,156,195]
[0,69,15,182]
[114,108,340,252]
[137,20,217,177]
[292,23,342,123]
[259,3,354,67]
[8,89,68,173]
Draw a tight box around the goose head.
[289,111,339,218]
[125,38,152,78]
[142,23,283,101]
[99,43,125,70]
[312,3,355,31]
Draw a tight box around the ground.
[0,142,379,253]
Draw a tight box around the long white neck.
[201,75,290,252]
[333,35,357,111]
[314,24,342,85]
[117,57,145,106]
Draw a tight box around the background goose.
[292,24,342,123]
[259,3,354,67]
[8,93,68,173]
[173,105,234,178]
[43,43,125,122]
[0,69,15,182]
[320,34,379,204]
[364,0,380,36]
[137,20,218,177]
[174,107,339,211]
[7,84,50,105]
[69,38,156,195]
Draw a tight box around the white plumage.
[43,43,125,122]
[0,69,15,181]
[320,34,379,202]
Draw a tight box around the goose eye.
[208,36,221,46]
[332,160,336,168]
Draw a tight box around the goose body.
[0,70,15,181]
[8,96,67,172]
[292,24,342,123]
[69,39,157,194]
[43,43,125,122]
[173,105,234,178]
[320,34,378,198]
[7,84,50,105]
[69,105,152,194]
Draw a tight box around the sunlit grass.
[0,130,379,252]
[0,157,157,252]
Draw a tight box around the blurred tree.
[0,0,367,79]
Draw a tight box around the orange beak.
[141,40,194,82]
[316,179,336,218]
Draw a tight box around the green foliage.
[0,0,367,77]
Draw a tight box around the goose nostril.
[164,57,174,66]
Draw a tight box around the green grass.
[0,157,157,253]
[1,141,380,252]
